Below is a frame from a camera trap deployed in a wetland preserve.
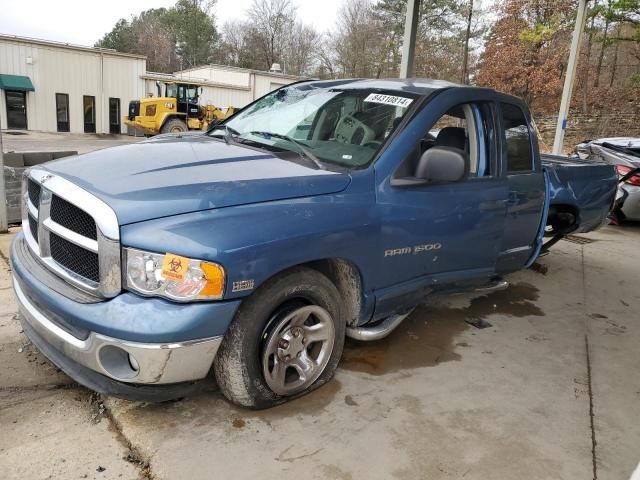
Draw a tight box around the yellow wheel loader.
[124,81,236,136]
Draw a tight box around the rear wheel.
[214,268,344,409]
[161,118,187,134]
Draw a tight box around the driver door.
[375,100,509,305]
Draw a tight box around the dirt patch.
[232,418,246,428]
[340,282,543,375]
[530,262,548,275]
[344,394,358,406]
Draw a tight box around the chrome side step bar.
[473,279,509,294]
[346,309,415,342]
[346,279,509,342]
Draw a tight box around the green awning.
[0,74,35,91]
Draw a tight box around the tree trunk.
[594,0,612,88]
[582,8,597,114]
[460,0,474,84]
[609,34,619,87]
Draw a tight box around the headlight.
[124,248,225,301]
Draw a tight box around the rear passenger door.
[497,102,545,272]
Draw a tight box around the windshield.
[165,83,177,98]
[217,85,417,169]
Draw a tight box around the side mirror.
[416,146,468,183]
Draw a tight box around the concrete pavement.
[0,224,638,479]
[2,131,141,155]
[0,228,140,480]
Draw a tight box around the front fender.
[120,170,378,300]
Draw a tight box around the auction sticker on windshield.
[364,93,413,108]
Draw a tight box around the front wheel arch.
[245,258,365,328]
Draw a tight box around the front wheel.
[161,118,187,134]
[214,268,344,409]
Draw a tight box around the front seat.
[435,127,466,150]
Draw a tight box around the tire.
[214,267,345,409]
[160,118,187,134]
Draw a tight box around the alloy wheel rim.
[261,305,335,396]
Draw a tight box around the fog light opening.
[128,354,140,372]
[98,345,139,380]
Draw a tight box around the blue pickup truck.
[11,79,616,408]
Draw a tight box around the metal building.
[143,65,301,110]
[0,34,301,135]
[0,34,147,134]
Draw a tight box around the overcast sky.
[0,0,342,47]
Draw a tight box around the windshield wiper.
[208,124,241,145]
[245,131,326,170]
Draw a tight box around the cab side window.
[394,103,490,180]
[500,103,533,173]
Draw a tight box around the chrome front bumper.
[14,278,222,385]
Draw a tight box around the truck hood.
[43,135,351,225]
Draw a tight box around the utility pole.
[553,0,588,154]
[461,0,474,84]
[399,0,420,79]
[0,113,7,233]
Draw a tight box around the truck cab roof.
[294,77,525,106]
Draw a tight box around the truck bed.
[542,154,618,233]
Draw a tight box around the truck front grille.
[28,214,38,243]
[28,178,41,207]
[50,232,100,283]
[51,195,97,240]
[21,169,121,298]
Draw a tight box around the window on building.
[55,93,69,132]
[83,95,96,133]
[109,98,120,134]
[500,103,533,173]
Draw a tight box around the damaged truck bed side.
[10,79,617,409]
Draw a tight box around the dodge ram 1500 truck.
[10,79,617,408]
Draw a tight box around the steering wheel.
[334,114,376,145]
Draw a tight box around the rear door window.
[500,103,532,173]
